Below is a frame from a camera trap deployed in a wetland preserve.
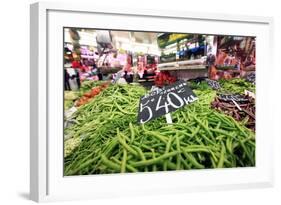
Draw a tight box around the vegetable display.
[245,72,255,84]
[75,82,109,107]
[64,91,79,110]
[211,95,255,131]
[188,78,255,94]
[188,80,210,91]
[79,80,105,93]
[154,71,177,87]
[64,83,255,175]
[219,78,255,94]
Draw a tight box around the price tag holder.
[137,80,198,123]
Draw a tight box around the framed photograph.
[30,2,274,202]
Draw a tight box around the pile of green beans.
[219,78,255,94]
[64,84,255,175]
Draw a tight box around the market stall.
[157,34,208,81]
[63,28,256,175]
[64,78,255,175]
[209,36,256,80]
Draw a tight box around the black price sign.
[205,79,221,90]
[218,94,249,102]
[137,80,198,123]
[245,72,255,84]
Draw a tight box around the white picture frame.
[30,2,274,202]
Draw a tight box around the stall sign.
[137,80,198,123]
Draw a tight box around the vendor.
[207,53,218,80]
[123,55,133,72]
[80,59,90,72]
[110,53,121,68]
[137,56,145,78]
[123,55,133,83]
[243,55,255,70]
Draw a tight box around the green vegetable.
[64,84,255,175]
[217,142,226,168]
[101,155,120,172]
[219,78,255,94]
[130,151,179,167]
[121,149,127,173]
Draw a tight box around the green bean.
[210,156,217,168]
[180,111,189,123]
[182,151,204,169]
[151,142,166,148]
[166,161,177,170]
[103,137,119,157]
[231,118,248,137]
[215,121,221,129]
[163,130,192,138]
[184,145,218,162]
[117,129,138,157]
[132,142,152,151]
[198,132,217,146]
[209,128,235,138]
[180,157,191,169]
[191,125,200,137]
[176,135,181,170]
[241,135,255,144]
[239,139,254,165]
[130,151,179,167]
[114,101,134,115]
[184,147,210,153]
[129,122,135,143]
[226,137,233,154]
[193,116,214,139]
[151,149,157,171]
[212,112,234,128]
[217,142,226,168]
[111,157,137,172]
[163,136,173,171]
[121,149,127,173]
[131,145,145,160]
[66,156,97,175]
[101,155,120,172]
[144,131,168,144]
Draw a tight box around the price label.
[218,93,248,102]
[205,79,221,90]
[137,80,198,123]
[245,72,255,84]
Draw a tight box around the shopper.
[97,67,103,81]
[124,71,133,83]
[71,59,81,69]
[64,69,70,91]
[75,69,81,89]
